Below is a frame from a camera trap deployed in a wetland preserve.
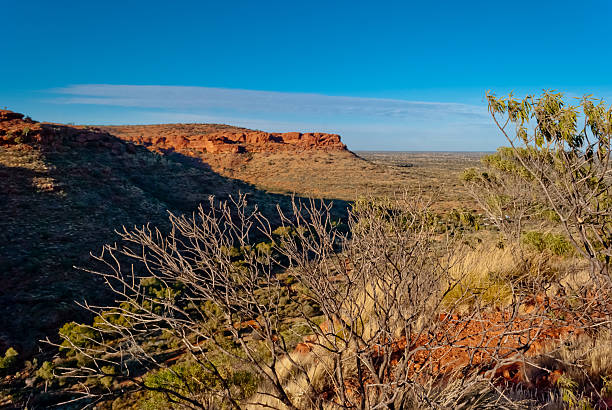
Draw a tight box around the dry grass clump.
[531,331,612,391]
[443,245,519,309]
[247,345,353,409]
[557,332,612,384]
[441,242,584,311]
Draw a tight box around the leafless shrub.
[462,148,544,246]
[44,193,595,409]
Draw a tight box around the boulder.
[0,110,24,122]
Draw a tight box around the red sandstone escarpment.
[99,124,347,154]
[1,110,348,155]
[0,110,136,155]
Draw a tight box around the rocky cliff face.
[1,111,348,154]
[99,124,347,154]
[0,110,136,155]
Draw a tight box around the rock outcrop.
[99,124,347,154]
[1,110,348,155]
[0,110,136,155]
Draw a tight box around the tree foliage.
[485,91,612,279]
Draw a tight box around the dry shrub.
[44,193,611,409]
[443,244,520,310]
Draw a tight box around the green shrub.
[272,225,295,237]
[141,277,185,299]
[142,360,258,408]
[138,277,186,314]
[93,307,132,330]
[481,147,534,179]
[59,321,99,354]
[99,365,118,389]
[448,208,480,230]
[535,206,562,222]
[221,245,243,259]
[0,347,19,375]
[255,240,274,257]
[460,167,479,182]
[522,231,573,256]
[557,374,593,409]
[35,361,55,381]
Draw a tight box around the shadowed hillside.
[0,111,349,356]
[0,111,482,357]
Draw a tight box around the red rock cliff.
[1,111,348,154]
[99,124,347,154]
[0,110,135,154]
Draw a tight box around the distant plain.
[202,150,486,210]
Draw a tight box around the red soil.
[299,293,602,403]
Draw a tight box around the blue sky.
[2,0,611,150]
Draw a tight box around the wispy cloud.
[42,84,499,150]
[50,84,488,122]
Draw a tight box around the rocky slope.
[98,123,347,154]
[0,110,135,154]
[0,110,350,356]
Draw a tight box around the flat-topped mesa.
[111,127,347,154]
[1,111,348,154]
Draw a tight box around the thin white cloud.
[40,84,503,150]
[49,84,488,122]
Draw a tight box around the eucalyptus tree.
[485,91,612,281]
